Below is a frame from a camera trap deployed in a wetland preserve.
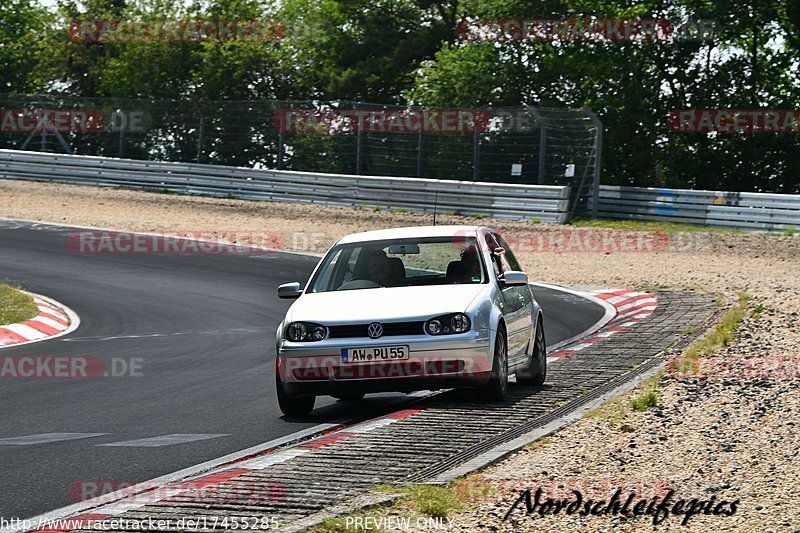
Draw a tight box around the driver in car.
[460,246,482,282]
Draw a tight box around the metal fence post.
[118,115,125,158]
[537,124,547,185]
[417,128,423,177]
[196,112,205,163]
[583,106,603,218]
[473,127,480,181]
[525,106,547,186]
[356,127,363,175]
[278,130,285,169]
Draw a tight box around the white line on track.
[2,423,343,533]
[0,433,108,446]
[98,434,229,447]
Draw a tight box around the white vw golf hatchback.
[275,225,546,416]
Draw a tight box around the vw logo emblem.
[367,322,383,339]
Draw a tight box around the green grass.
[473,213,486,219]
[568,217,739,234]
[0,284,38,326]
[630,389,658,411]
[315,481,478,532]
[668,293,751,374]
[586,394,629,426]
[523,436,552,451]
[373,484,465,518]
[637,283,671,292]
[783,227,796,236]
[587,372,664,425]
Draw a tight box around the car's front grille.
[328,321,426,339]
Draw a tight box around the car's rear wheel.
[479,328,508,401]
[276,373,315,417]
[332,393,366,402]
[516,317,546,386]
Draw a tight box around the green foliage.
[407,0,800,193]
[669,294,751,374]
[2,0,800,192]
[630,389,658,411]
[569,217,736,234]
[373,483,465,518]
[0,0,55,93]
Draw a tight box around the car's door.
[486,233,533,364]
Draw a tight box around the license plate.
[342,345,410,364]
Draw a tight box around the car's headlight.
[425,313,471,335]
[286,322,328,342]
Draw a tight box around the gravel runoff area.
[2,178,799,531]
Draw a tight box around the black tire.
[276,373,315,417]
[479,328,508,401]
[332,393,366,402]
[516,317,547,386]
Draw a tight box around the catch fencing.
[0,95,602,215]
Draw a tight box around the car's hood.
[286,284,488,324]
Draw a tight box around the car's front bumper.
[277,330,492,396]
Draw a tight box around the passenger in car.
[364,250,393,285]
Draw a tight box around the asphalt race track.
[0,220,605,519]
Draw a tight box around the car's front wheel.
[276,373,315,417]
[479,328,508,401]
[516,317,546,386]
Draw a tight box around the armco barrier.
[0,150,571,223]
[594,185,800,232]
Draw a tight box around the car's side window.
[494,234,522,272]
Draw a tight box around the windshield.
[308,237,486,292]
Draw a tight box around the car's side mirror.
[500,271,528,286]
[278,282,303,299]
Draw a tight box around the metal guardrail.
[0,150,572,223]
[594,185,800,231]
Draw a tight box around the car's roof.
[337,225,488,245]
